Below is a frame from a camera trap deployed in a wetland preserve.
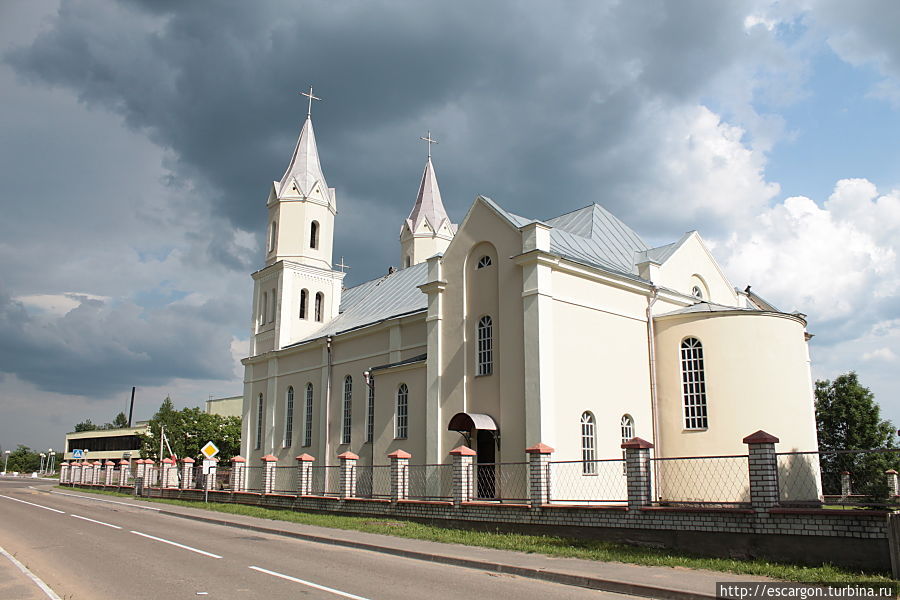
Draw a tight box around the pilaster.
[419,254,446,466]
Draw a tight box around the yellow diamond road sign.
[201,441,219,459]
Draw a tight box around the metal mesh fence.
[407,464,453,500]
[652,455,750,506]
[549,459,628,504]
[311,465,341,496]
[778,449,900,508]
[356,465,392,498]
[474,462,529,502]
[273,466,299,495]
[245,466,265,493]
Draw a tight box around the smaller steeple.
[400,132,456,268]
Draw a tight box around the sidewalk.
[52,487,772,600]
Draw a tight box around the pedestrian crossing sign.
[72,449,84,459]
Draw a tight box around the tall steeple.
[275,116,334,210]
[400,132,456,268]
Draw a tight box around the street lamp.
[48,450,55,474]
[39,453,46,474]
[3,450,9,473]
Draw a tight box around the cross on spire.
[300,86,321,118]
[336,256,351,273]
[420,131,438,159]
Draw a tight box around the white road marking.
[249,565,372,600]
[46,489,161,511]
[70,514,122,529]
[0,544,63,600]
[0,494,65,514]
[130,530,222,559]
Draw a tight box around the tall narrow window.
[255,394,265,450]
[366,378,375,443]
[303,383,313,447]
[315,292,324,322]
[299,289,308,319]
[260,292,268,325]
[269,287,276,323]
[269,221,277,253]
[681,337,709,429]
[395,384,408,439]
[405,256,411,268]
[284,386,294,448]
[342,375,352,444]
[310,221,319,249]
[620,414,634,473]
[581,411,596,475]
[477,315,493,376]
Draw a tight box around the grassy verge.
[57,486,894,584]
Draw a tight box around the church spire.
[277,116,330,200]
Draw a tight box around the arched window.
[691,285,703,299]
[255,394,265,450]
[269,287,276,323]
[342,375,352,444]
[681,337,708,429]
[621,414,634,473]
[366,378,375,443]
[476,315,493,376]
[395,384,408,439]
[299,289,308,319]
[303,383,313,447]
[310,221,319,249]
[315,292,324,322]
[269,221,277,253]
[581,412,596,475]
[284,387,294,447]
[260,292,268,325]
[477,255,492,269]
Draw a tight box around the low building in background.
[205,395,243,418]
[64,424,147,463]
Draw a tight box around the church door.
[476,430,496,499]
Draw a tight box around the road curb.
[156,508,717,600]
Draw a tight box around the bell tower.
[400,132,456,268]
[250,87,344,356]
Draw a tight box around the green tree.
[101,412,130,430]
[815,372,898,500]
[74,419,98,432]
[140,398,241,461]
[5,445,41,472]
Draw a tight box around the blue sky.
[0,0,898,453]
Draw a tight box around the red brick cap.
[182,457,195,464]
[337,451,360,460]
[231,456,246,463]
[59,462,69,467]
[525,443,556,454]
[93,461,103,466]
[742,430,780,444]
[295,453,315,462]
[387,449,412,459]
[621,437,654,450]
[261,454,278,462]
[449,445,477,456]
[887,469,898,475]
[118,460,130,466]
[161,458,175,464]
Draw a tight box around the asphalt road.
[0,478,637,599]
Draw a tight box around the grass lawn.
[58,486,895,584]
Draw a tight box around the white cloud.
[863,348,898,362]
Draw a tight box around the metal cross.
[300,86,321,118]
[420,131,438,159]
[336,256,351,273]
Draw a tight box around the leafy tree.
[4,445,41,472]
[74,419,98,432]
[101,412,130,430]
[140,398,241,461]
[815,372,898,500]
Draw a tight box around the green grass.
[57,486,894,584]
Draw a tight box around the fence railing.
[356,465,392,499]
[311,465,341,496]
[778,449,900,508]
[244,466,265,493]
[474,462,529,503]
[408,464,453,501]
[549,459,628,504]
[652,455,751,506]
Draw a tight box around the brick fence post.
[145,459,156,486]
[92,461,102,485]
[84,462,94,484]
[162,458,177,488]
[525,443,555,507]
[231,456,246,492]
[388,450,411,502]
[104,461,115,486]
[181,458,195,489]
[887,470,899,497]
[71,463,81,485]
[118,460,131,487]
[338,452,359,499]
[59,462,69,484]
[450,446,476,506]
[296,454,315,495]
[743,430,780,510]
[133,459,144,484]
[841,471,852,497]
[622,437,654,509]
[262,454,278,494]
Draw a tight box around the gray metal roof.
[292,262,429,344]
[658,301,761,316]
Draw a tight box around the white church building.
[240,105,820,502]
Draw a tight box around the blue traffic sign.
[72,449,83,458]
